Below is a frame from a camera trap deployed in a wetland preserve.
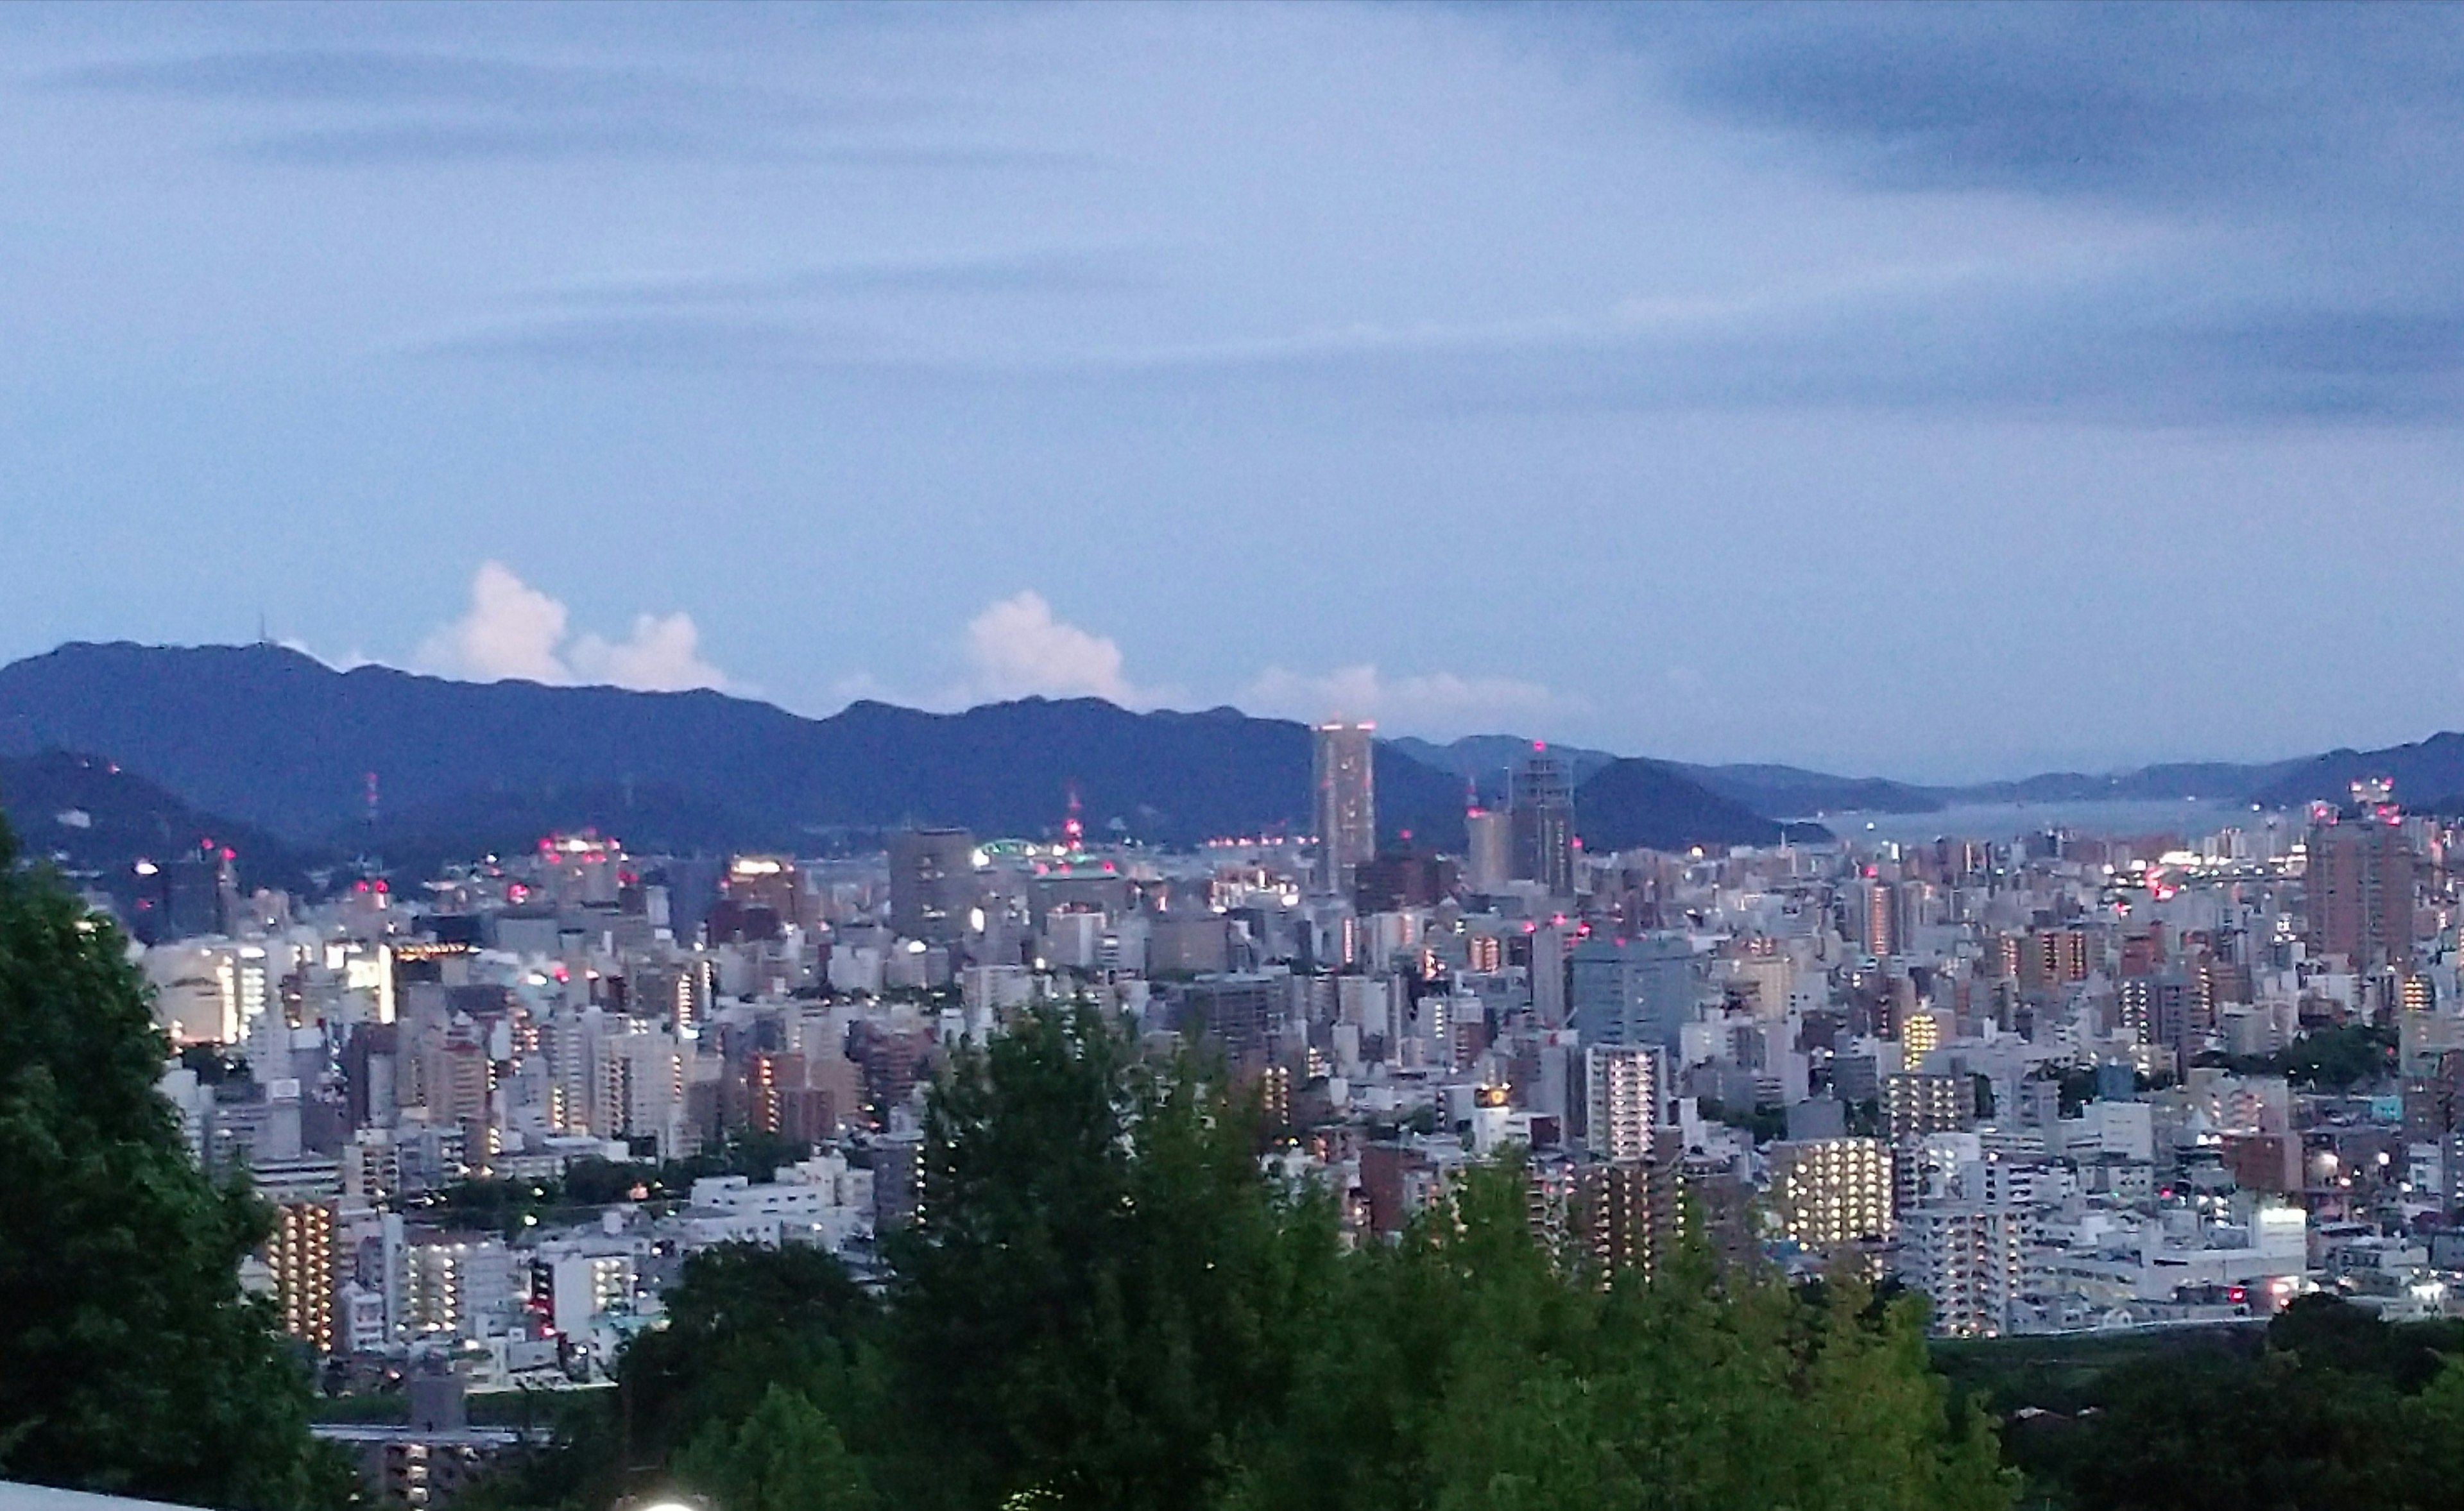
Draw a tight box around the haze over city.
[6,4,2464,778]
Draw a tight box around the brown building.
[2306,817,2417,967]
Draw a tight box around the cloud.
[416,561,569,682]
[570,611,731,693]
[414,561,731,692]
[1243,663,1567,735]
[961,590,1137,703]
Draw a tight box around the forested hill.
[0,642,1802,862]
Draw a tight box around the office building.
[1569,932,1698,1049]
[1510,747,1575,895]
[723,854,803,926]
[889,828,979,944]
[1312,721,1377,894]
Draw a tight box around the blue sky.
[3,2,2461,780]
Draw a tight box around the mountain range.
[4,641,2459,900]
[0,644,1799,889]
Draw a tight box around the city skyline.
[6,4,2464,777]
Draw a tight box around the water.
[1801,798,2277,846]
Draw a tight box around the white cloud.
[414,561,732,692]
[840,597,1559,733]
[1244,663,1566,734]
[961,590,1138,703]
[416,561,570,683]
[570,611,730,692]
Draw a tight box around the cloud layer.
[415,562,732,692]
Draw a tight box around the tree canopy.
[0,815,343,1508]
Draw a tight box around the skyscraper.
[1510,746,1575,895]
[1312,721,1376,894]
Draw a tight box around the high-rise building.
[1530,921,1571,1027]
[2118,971,2203,1064]
[1860,880,1898,959]
[1768,1138,1894,1249]
[1881,1072,1969,1141]
[270,1199,338,1353]
[889,828,979,944]
[2305,815,2416,967]
[1510,747,1575,894]
[1897,1204,2030,1338]
[1528,1136,1684,1284]
[1464,807,1512,895]
[2017,927,2092,989]
[1569,932,1698,1049]
[1312,721,1377,893]
[1584,1043,1667,1160]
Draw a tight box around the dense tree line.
[478,1002,2013,1511]
[0,815,345,1508]
[1942,1295,2464,1510]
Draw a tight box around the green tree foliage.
[1957,1294,2464,1510]
[1226,1166,2009,1511]
[672,1385,873,1511]
[0,815,343,1508]
[622,1243,879,1469]
[495,1001,2015,1511]
[882,1001,1335,1511]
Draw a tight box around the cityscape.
[8,4,2464,1511]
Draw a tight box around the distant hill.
[0,642,1514,855]
[1387,737,1935,819]
[18,643,1845,867]
[2246,733,2464,811]
[1573,758,1823,852]
[22,642,2388,871]
[0,750,320,908]
[1944,760,2296,805]
[1383,735,1619,792]
[1668,762,1946,817]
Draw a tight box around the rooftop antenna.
[256,610,270,647]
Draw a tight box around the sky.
[3,2,2462,781]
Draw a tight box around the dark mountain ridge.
[0,750,320,909]
[0,643,1793,864]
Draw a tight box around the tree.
[672,1385,873,1511]
[0,815,343,1508]
[882,1002,1335,1511]
[620,1242,879,1471]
